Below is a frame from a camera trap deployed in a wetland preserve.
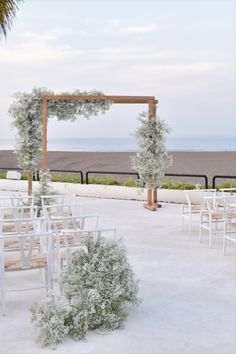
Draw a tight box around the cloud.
[0,23,234,138]
[0,29,228,81]
[103,20,158,35]
[19,27,75,42]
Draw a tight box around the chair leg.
[199,224,202,242]
[223,236,226,255]
[199,213,204,242]
[209,223,212,248]
[45,267,49,296]
[0,267,6,316]
[188,215,191,236]
[181,215,184,231]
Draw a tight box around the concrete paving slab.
[0,194,235,354]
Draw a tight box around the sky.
[0,0,235,140]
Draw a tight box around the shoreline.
[0,150,235,183]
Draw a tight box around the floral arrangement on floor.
[31,237,140,347]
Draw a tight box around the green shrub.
[51,175,82,184]
[1,172,235,191]
[216,181,236,190]
[160,181,196,190]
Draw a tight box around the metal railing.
[85,171,139,184]
[164,173,209,189]
[0,167,23,172]
[1,167,236,190]
[50,169,84,184]
[212,175,236,189]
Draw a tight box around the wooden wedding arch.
[41,95,158,211]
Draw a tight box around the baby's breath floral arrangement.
[9,87,112,174]
[131,111,172,189]
[33,169,57,214]
[31,237,140,347]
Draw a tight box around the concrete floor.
[0,195,235,354]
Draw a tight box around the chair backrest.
[50,214,99,232]
[0,195,21,208]
[220,188,236,197]
[0,195,34,207]
[0,205,38,220]
[42,203,84,219]
[0,215,45,235]
[185,189,216,206]
[0,217,51,270]
[51,215,116,251]
[204,195,234,214]
[41,195,78,207]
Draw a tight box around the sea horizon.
[0,136,235,152]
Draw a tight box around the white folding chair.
[0,217,53,315]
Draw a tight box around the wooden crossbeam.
[42,95,158,104]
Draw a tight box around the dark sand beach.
[0,150,235,184]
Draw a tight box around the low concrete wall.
[0,179,191,204]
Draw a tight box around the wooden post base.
[144,203,157,211]
[28,172,33,196]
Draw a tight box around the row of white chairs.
[0,194,117,315]
[181,188,236,251]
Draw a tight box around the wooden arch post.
[41,95,158,211]
[143,99,158,211]
[42,97,48,170]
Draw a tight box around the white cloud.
[118,24,158,34]
[19,28,75,42]
[103,20,158,35]
[0,30,228,86]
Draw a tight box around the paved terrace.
[0,193,235,354]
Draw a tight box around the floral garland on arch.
[9,87,112,173]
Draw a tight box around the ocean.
[0,136,235,152]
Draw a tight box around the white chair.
[223,214,236,255]
[199,195,236,248]
[0,217,53,315]
[220,188,236,211]
[181,189,216,235]
[51,215,116,272]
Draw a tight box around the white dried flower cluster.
[34,169,56,213]
[131,112,172,189]
[9,87,112,172]
[38,169,53,196]
[31,237,140,347]
[31,302,69,348]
